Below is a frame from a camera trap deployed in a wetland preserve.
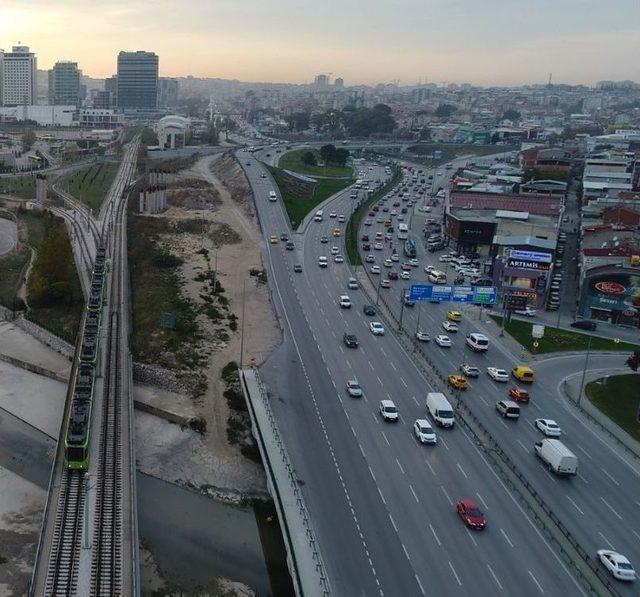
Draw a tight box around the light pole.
[375,272,382,306]
[239,278,247,368]
[398,287,406,331]
[576,334,593,406]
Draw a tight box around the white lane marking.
[440,436,450,450]
[479,396,489,406]
[487,564,503,590]
[377,376,384,386]
[575,443,592,460]
[409,484,420,503]
[381,430,390,446]
[448,561,462,586]
[380,347,387,357]
[396,458,406,475]
[402,543,411,561]
[388,513,398,532]
[440,485,453,505]
[566,496,584,515]
[390,361,397,371]
[577,472,589,484]
[371,412,379,425]
[500,527,514,547]
[516,439,528,452]
[400,377,408,388]
[346,359,352,369]
[368,360,374,370]
[601,469,620,487]
[465,527,478,547]
[598,531,615,550]
[415,574,426,596]
[377,486,387,505]
[528,570,544,594]
[498,418,509,429]
[600,497,623,520]
[359,444,366,458]
[425,459,436,476]
[368,466,376,482]
[429,523,441,546]
[475,493,489,512]
[456,462,468,479]
[632,529,640,543]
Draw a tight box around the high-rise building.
[116,51,158,110]
[314,74,329,88]
[0,45,37,106]
[334,77,344,88]
[48,61,81,106]
[157,77,179,108]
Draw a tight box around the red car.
[368,211,375,216]
[372,205,379,212]
[509,387,530,403]
[456,499,486,530]
[388,271,399,280]
[361,234,369,241]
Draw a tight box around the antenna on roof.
[547,73,552,87]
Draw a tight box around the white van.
[428,270,447,284]
[466,333,489,352]
[534,439,577,475]
[314,210,324,222]
[268,190,277,201]
[426,392,455,428]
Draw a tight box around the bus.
[397,223,409,240]
[404,238,417,258]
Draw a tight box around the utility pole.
[576,334,593,407]
[398,287,405,331]
[239,278,247,368]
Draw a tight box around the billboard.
[409,284,497,304]
[447,217,496,244]
[508,250,553,263]
[586,272,640,312]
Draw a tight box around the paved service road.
[242,148,586,596]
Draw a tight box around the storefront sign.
[594,281,626,295]
[507,258,551,271]
[509,250,553,263]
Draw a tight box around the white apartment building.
[0,46,37,106]
[582,157,633,203]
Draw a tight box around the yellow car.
[333,228,341,237]
[447,310,462,322]
[269,235,278,244]
[448,374,470,390]
[512,365,534,383]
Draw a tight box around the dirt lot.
[133,152,281,496]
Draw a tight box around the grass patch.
[490,316,640,353]
[0,176,36,199]
[346,168,402,265]
[278,149,353,177]
[62,162,120,213]
[268,166,354,229]
[586,374,640,442]
[128,214,205,369]
[0,250,29,308]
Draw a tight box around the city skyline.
[2,0,639,86]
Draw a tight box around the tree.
[203,122,219,145]
[342,104,396,137]
[301,151,317,166]
[140,127,158,146]
[333,148,349,167]
[22,130,36,151]
[285,112,310,132]
[435,104,457,118]
[627,350,640,372]
[320,144,337,164]
[502,109,521,122]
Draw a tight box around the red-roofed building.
[449,190,561,216]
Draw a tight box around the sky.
[1,0,639,86]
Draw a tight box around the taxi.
[269,235,278,244]
[448,374,470,390]
[512,365,534,383]
[447,310,462,322]
[333,227,341,237]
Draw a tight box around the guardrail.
[241,369,330,597]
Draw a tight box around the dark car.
[362,243,371,251]
[382,207,389,212]
[388,271,399,280]
[343,333,359,348]
[280,233,289,241]
[570,320,597,331]
[285,241,295,251]
[293,264,303,272]
[361,234,369,241]
[401,207,408,214]
[320,236,329,244]
[363,304,376,316]
[403,295,415,307]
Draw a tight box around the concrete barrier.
[0,352,68,383]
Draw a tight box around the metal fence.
[242,369,331,596]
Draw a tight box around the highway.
[241,148,588,596]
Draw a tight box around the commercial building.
[0,104,75,126]
[116,51,158,110]
[0,46,37,106]
[77,109,125,128]
[48,61,81,106]
[582,157,633,203]
[155,115,190,149]
[157,77,179,108]
[314,74,329,88]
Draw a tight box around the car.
[388,271,399,280]
[379,400,399,422]
[269,235,278,244]
[285,241,295,250]
[403,295,415,307]
[384,258,393,268]
[447,310,462,322]
[391,253,400,262]
[487,367,509,382]
[380,279,391,288]
[370,265,381,274]
[368,211,376,217]
[339,295,352,308]
[535,418,561,437]
[460,364,480,377]
[597,550,636,582]
[401,262,412,271]
[509,388,530,403]
[456,499,486,530]
[514,306,537,317]
[361,234,369,242]
[362,243,371,251]
[260,173,266,178]
[338,215,346,223]
[409,258,419,267]
[365,254,375,263]
[400,271,411,280]
[570,320,597,331]
[442,320,458,333]
[280,233,289,241]
[318,256,328,268]
[416,331,430,342]
[375,231,384,239]
[245,161,251,165]
[374,242,384,250]
[424,265,436,273]
[348,277,359,290]
[363,304,376,316]
[334,255,344,263]
[331,246,339,255]
[370,321,385,335]
[293,264,303,273]
[343,333,359,348]
[364,219,373,226]
[345,380,362,398]
[413,419,437,444]
[329,211,337,218]
[512,365,534,383]
[435,334,452,347]
[448,375,470,390]
[401,207,408,214]
[320,236,329,244]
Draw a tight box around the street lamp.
[576,334,594,406]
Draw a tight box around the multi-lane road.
[239,148,605,596]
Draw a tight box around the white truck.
[426,392,455,428]
[534,439,577,476]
